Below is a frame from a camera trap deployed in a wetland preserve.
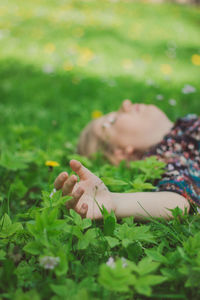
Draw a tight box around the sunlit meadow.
[0,0,200,299]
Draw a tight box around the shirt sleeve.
[155,163,200,208]
[144,114,200,210]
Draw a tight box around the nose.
[119,99,132,112]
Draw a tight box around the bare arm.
[112,191,190,220]
[54,160,190,220]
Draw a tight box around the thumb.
[70,160,93,180]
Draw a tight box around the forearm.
[111,191,190,220]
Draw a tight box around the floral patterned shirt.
[144,114,200,210]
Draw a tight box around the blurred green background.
[0,0,199,163]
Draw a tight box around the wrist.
[110,192,119,216]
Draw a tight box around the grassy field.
[0,0,200,299]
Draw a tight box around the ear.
[125,145,135,156]
[113,148,127,162]
[125,145,144,161]
[104,148,127,165]
[112,147,135,165]
[105,145,143,165]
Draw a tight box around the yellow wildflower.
[77,48,94,66]
[122,59,134,70]
[44,43,56,54]
[191,54,200,66]
[160,64,172,75]
[142,54,152,63]
[63,62,73,71]
[45,161,60,167]
[92,110,103,119]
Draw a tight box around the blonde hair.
[77,120,114,158]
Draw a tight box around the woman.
[54,100,200,220]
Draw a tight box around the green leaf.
[14,288,40,300]
[0,249,6,260]
[0,213,12,229]
[130,156,166,182]
[129,177,156,192]
[104,214,116,236]
[0,214,23,238]
[141,274,166,285]
[77,228,98,250]
[136,257,160,276]
[55,246,69,276]
[122,238,132,248]
[63,224,83,239]
[0,151,30,171]
[183,232,200,257]
[98,259,135,292]
[135,274,166,296]
[11,178,28,198]
[161,268,179,281]
[70,209,82,227]
[42,189,72,209]
[23,241,43,255]
[82,218,92,230]
[114,223,155,245]
[134,280,152,296]
[105,237,120,248]
[122,216,134,226]
[145,249,168,264]
[101,177,129,187]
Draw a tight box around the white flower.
[106,257,115,269]
[169,99,177,106]
[166,49,176,59]
[197,207,200,214]
[40,256,60,270]
[156,94,164,101]
[146,79,155,86]
[121,257,128,268]
[50,188,56,198]
[42,64,54,74]
[182,84,196,94]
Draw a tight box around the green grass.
[0,0,200,299]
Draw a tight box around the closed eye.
[101,112,118,130]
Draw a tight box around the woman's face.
[93,100,173,157]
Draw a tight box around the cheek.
[148,106,165,122]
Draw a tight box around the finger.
[66,187,84,209]
[73,186,84,202]
[62,175,77,196]
[77,203,88,218]
[54,172,68,190]
[70,160,92,180]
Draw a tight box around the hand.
[54,160,116,219]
